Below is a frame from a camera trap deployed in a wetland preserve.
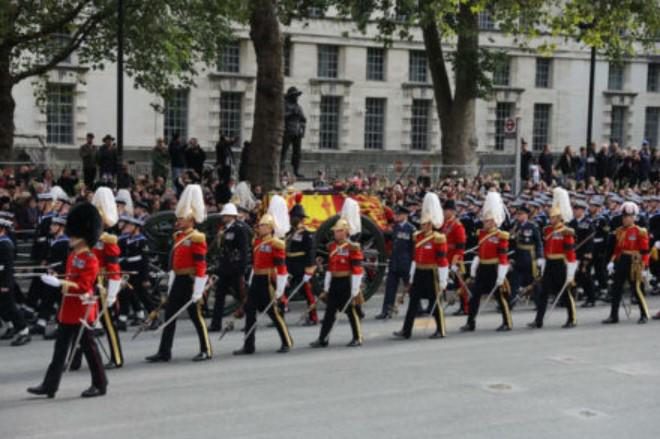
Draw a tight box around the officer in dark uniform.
[31,216,70,337]
[117,216,152,330]
[0,217,31,346]
[588,196,610,304]
[376,206,415,320]
[210,203,248,331]
[280,87,307,178]
[509,204,543,308]
[285,201,318,324]
[566,200,593,308]
[24,194,56,318]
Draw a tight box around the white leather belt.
[126,256,142,262]
[593,238,604,243]
[37,237,47,242]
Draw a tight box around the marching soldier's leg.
[39,324,76,396]
[495,289,512,331]
[563,287,577,328]
[346,302,363,346]
[210,276,229,331]
[634,278,650,323]
[303,282,318,324]
[430,295,446,339]
[267,300,293,352]
[80,327,108,396]
[314,283,340,346]
[237,286,258,354]
[532,269,551,328]
[32,285,60,336]
[462,279,481,332]
[187,300,212,360]
[152,286,184,360]
[398,289,420,338]
[604,260,627,324]
[379,270,399,319]
[100,295,123,368]
[117,287,131,331]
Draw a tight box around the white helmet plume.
[340,197,362,235]
[267,194,291,238]
[421,192,444,228]
[92,187,118,227]
[176,184,206,224]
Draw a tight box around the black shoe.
[116,320,127,332]
[81,386,106,398]
[0,327,16,340]
[581,301,595,308]
[27,385,55,399]
[44,329,59,340]
[309,339,328,348]
[192,352,211,361]
[602,317,619,324]
[232,347,255,356]
[459,324,475,332]
[496,324,511,332]
[30,324,45,335]
[11,333,31,346]
[346,339,362,347]
[653,313,660,321]
[527,322,542,329]
[145,353,170,363]
[428,331,444,339]
[276,345,290,353]
[392,330,410,340]
[562,322,576,329]
[452,308,466,316]
[638,316,648,325]
[375,312,392,320]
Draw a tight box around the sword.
[131,297,168,340]
[243,297,278,342]
[476,283,501,320]
[451,270,474,299]
[65,295,96,371]
[154,297,196,334]
[546,280,572,322]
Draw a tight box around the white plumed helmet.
[176,184,206,224]
[267,194,291,238]
[621,201,639,216]
[421,192,444,228]
[551,187,573,222]
[340,197,362,236]
[115,189,134,216]
[481,190,506,227]
[92,187,118,227]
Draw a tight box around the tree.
[0,0,242,160]
[293,0,659,174]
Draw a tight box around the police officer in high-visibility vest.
[603,201,651,325]
[393,192,449,339]
[310,217,364,348]
[460,191,512,332]
[529,188,578,329]
[234,195,293,355]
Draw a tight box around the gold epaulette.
[348,240,361,250]
[434,232,446,244]
[636,226,648,237]
[271,238,285,250]
[498,230,510,240]
[190,230,206,243]
[561,227,575,236]
[100,232,117,245]
[413,231,422,238]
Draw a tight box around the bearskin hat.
[66,202,102,247]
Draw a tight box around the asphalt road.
[2,296,660,439]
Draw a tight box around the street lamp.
[117,0,124,162]
[578,21,597,149]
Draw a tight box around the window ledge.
[492,85,525,93]
[309,78,354,86]
[52,64,90,73]
[603,90,638,97]
[401,82,433,89]
[209,72,256,81]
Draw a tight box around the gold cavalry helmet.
[331,218,350,232]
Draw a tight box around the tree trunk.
[247,0,284,191]
[0,52,15,161]
[421,2,479,177]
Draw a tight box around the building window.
[644,107,659,148]
[611,106,626,144]
[408,50,427,83]
[317,45,339,79]
[51,32,72,64]
[647,63,660,92]
[532,104,552,152]
[220,92,242,146]
[478,11,495,30]
[494,102,514,151]
[308,6,324,17]
[283,36,292,77]
[46,84,75,145]
[410,99,431,150]
[364,98,386,150]
[608,63,624,91]
[366,47,386,81]
[493,57,510,86]
[163,89,189,144]
[535,58,552,88]
[218,41,241,73]
[319,96,341,149]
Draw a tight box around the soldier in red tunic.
[441,200,467,315]
[393,192,449,339]
[603,201,651,324]
[310,218,364,347]
[233,204,293,355]
[147,184,212,362]
[461,192,512,332]
[28,202,107,398]
[529,188,578,329]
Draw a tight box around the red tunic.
[253,236,287,276]
[478,229,509,265]
[93,232,121,280]
[441,218,466,265]
[171,229,207,277]
[58,249,99,324]
[413,231,449,268]
[327,240,364,275]
[543,224,576,263]
[612,225,650,267]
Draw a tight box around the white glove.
[106,279,121,307]
[566,261,578,284]
[450,264,459,273]
[642,270,650,282]
[438,267,448,291]
[323,271,331,292]
[655,241,660,249]
[40,274,61,288]
[537,258,545,275]
[607,262,615,275]
[470,257,479,278]
[303,273,312,283]
[351,274,362,298]
[247,269,254,287]
[409,262,416,280]
[192,276,207,302]
[166,270,175,295]
[275,274,287,299]
[496,264,508,286]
